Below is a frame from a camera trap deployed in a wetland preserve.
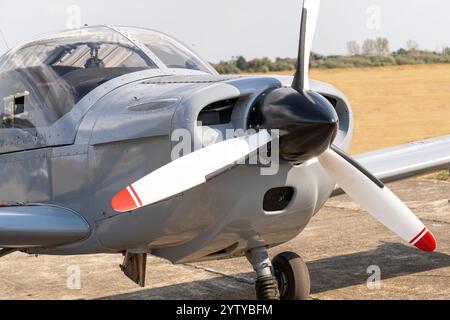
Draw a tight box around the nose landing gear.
[246,247,310,300]
[246,247,280,300]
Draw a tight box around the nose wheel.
[246,247,310,300]
[272,251,310,300]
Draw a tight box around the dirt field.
[281,64,450,154]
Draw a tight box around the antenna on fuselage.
[0,27,9,50]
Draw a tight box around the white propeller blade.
[112,130,272,213]
[293,0,321,92]
[302,0,320,91]
[318,147,437,252]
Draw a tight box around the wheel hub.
[275,268,289,298]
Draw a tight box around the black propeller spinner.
[248,6,338,163]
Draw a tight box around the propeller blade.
[292,0,321,92]
[318,146,437,252]
[112,130,272,213]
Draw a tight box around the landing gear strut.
[246,247,280,300]
[246,247,310,300]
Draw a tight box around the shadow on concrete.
[101,243,450,299]
[308,242,450,294]
[100,272,255,300]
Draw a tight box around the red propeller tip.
[414,230,437,253]
[111,187,139,213]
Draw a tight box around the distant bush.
[394,56,423,66]
[213,61,240,74]
[212,46,450,74]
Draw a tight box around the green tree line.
[212,38,450,74]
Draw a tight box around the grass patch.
[422,171,450,181]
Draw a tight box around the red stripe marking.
[129,185,142,206]
[111,188,137,213]
[409,227,427,244]
[414,231,437,252]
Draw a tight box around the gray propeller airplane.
[1,0,449,300]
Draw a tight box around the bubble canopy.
[115,26,215,74]
[0,26,216,128]
[0,26,216,153]
[0,26,215,74]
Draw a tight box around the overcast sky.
[0,0,449,62]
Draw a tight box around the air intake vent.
[263,187,295,212]
[198,98,238,126]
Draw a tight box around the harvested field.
[277,64,450,154]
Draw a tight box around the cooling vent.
[198,98,238,126]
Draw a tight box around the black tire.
[272,251,310,300]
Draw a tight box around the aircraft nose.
[248,87,339,162]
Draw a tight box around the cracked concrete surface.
[0,178,449,300]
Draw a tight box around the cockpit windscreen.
[0,27,158,130]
